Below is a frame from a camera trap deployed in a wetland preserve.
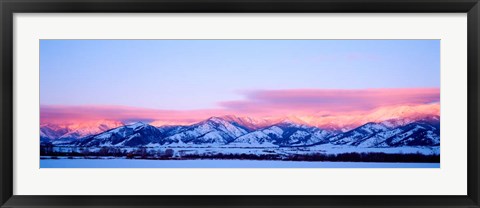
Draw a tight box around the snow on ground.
[51,145,439,157]
[308,144,440,155]
[40,159,440,168]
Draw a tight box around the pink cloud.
[40,105,230,125]
[302,103,440,130]
[41,88,439,128]
[219,88,439,116]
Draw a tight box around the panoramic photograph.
[40,40,440,168]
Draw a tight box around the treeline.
[180,152,439,163]
[41,145,439,163]
[40,145,174,159]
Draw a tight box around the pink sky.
[41,88,440,128]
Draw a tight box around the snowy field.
[50,146,440,157]
[40,159,440,168]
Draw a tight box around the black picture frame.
[1,0,479,207]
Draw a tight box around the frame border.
[1,0,479,207]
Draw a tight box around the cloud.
[40,105,229,125]
[301,103,440,130]
[219,88,439,116]
[41,88,440,127]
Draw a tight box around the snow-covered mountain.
[307,103,440,131]
[328,118,440,148]
[76,122,170,147]
[41,120,122,138]
[227,121,335,147]
[162,117,249,146]
[41,115,440,149]
[40,124,69,144]
[40,120,123,145]
[218,115,278,131]
[329,122,392,146]
[379,120,440,147]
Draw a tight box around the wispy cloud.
[219,88,439,115]
[40,105,229,125]
[41,88,440,127]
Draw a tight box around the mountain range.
[40,114,440,148]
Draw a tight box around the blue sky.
[40,40,440,110]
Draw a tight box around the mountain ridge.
[41,114,440,149]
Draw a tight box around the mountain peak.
[128,121,147,126]
[124,122,152,131]
[275,117,311,128]
[40,120,123,140]
[205,116,229,124]
[218,114,241,120]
